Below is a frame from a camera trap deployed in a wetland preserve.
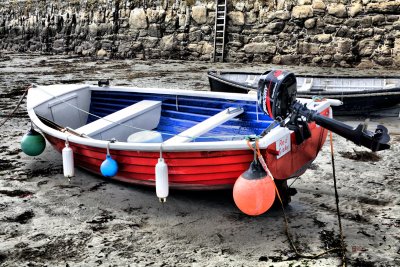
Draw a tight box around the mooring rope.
[248,139,346,264]
[0,86,30,128]
[329,131,347,266]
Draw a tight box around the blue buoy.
[100,154,118,177]
[21,128,46,156]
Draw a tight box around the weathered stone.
[88,23,98,37]
[327,4,347,18]
[337,39,353,53]
[176,33,186,41]
[311,56,322,64]
[279,54,300,65]
[148,24,161,38]
[228,11,244,26]
[261,22,285,34]
[228,41,243,47]
[298,0,312,5]
[243,42,276,54]
[96,48,108,57]
[53,39,64,50]
[349,3,363,17]
[366,2,400,14]
[201,25,211,34]
[357,59,377,69]
[202,42,213,55]
[234,2,245,12]
[304,18,316,29]
[298,42,320,55]
[374,56,393,66]
[359,16,372,27]
[393,20,400,30]
[324,15,344,25]
[129,8,148,29]
[273,10,291,20]
[291,5,313,19]
[189,29,202,42]
[191,6,207,24]
[138,29,148,37]
[246,11,257,24]
[147,8,165,24]
[312,0,326,11]
[344,18,358,27]
[159,34,176,51]
[187,43,201,53]
[316,34,331,43]
[372,15,385,26]
[358,38,377,56]
[139,36,159,48]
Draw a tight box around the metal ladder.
[213,0,227,62]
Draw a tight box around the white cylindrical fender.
[155,157,169,202]
[62,143,74,178]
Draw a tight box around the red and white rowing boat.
[25,70,390,215]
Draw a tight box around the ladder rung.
[218,4,225,7]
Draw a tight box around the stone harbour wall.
[1,0,400,68]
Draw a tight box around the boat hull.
[208,71,400,115]
[44,118,328,190]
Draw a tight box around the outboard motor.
[257,70,297,120]
[257,70,390,152]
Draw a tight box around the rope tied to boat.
[0,85,31,128]
[246,138,346,265]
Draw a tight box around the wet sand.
[0,53,399,266]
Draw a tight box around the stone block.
[159,34,176,51]
[298,42,320,55]
[246,11,258,24]
[316,34,331,43]
[327,4,347,18]
[304,18,316,28]
[228,11,245,26]
[129,8,148,29]
[312,0,326,11]
[147,8,165,24]
[139,36,159,48]
[358,38,377,56]
[349,3,363,17]
[243,42,276,54]
[261,22,285,34]
[291,5,313,19]
[337,39,353,54]
[192,6,207,24]
[148,24,162,38]
[372,15,385,26]
[366,2,400,13]
[96,49,108,57]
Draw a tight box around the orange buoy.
[233,160,276,216]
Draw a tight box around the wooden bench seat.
[164,107,244,144]
[76,100,162,141]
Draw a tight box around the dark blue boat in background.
[208,70,400,116]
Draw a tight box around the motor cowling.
[257,70,297,120]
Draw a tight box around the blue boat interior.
[88,90,274,142]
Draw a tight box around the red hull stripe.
[43,107,329,189]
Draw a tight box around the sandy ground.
[0,53,399,266]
